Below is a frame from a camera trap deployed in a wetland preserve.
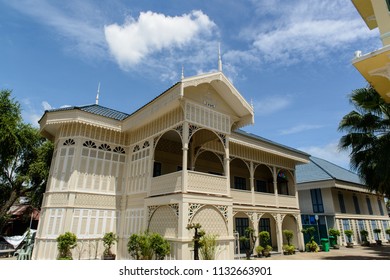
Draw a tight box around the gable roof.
[296,156,364,185]
[45,104,129,121]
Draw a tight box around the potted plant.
[328,228,340,249]
[102,232,118,260]
[282,229,295,255]
[255,245,264,258]
[373,228,382,246]
[360,229,370,246]
[56,232,77,260]
[386,228,390,243]
[344,230,354,248]
[258,231,272,257]
[239,227,257,260]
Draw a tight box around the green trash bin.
[321,238,329,252]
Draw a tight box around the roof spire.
[181,65,184,80]
[218,42,223,72]
[96,82,100,105]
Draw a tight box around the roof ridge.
[310,157,336,180]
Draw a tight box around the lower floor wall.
[301,213,390,246]
[32,198,304,260]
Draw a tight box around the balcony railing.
[150,171,228,196]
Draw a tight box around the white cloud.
[42,101,53,111]
[279,124,324,135]
[246,0,378,64]
[299,141,351,170]
[5,0,107,58]
[104,10,216,69]
[253,96,291,116]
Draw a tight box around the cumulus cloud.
[42,101,53,111]
[104,10,216,69]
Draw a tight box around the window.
[366,196,373,215]
[342,219,350,231]
[353,195,361,214]
[255,180,267,192]
[234,176,247,190]
[387,0,390,11]
[235,217,249,253]
[310,189,324,213]
[378,198,384,216]
[277,171,289,195]
[338,192,346,213]
[153,162,162,177]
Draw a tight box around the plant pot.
[262,251,271,258]
[362,241,370,246]
[376,240,382,246]
[103,254,116,260]
[332,244,340,249]
[346,242,354,248]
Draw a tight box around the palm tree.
[338,85,390,196]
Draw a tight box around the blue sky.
[0,0,381,170]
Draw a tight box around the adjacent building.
[352,0,390,102]
[297,157,390,246]
[32,70,310,260]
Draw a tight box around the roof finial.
[181,65,184,80]
[218,42,223,72]
[96,82,100,105]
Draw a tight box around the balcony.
[231,189,297,208]
[150,171,228,197]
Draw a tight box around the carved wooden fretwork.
[142,141,150,149]
[188,124,200,140]
[148,205,159,221]
[98,143,111,151]
[83,140,96,148]
[133,145,140,152]
[245,211,256,227]
[63,139,75,146]
[113,146,125,154]
[174,125,183,139]
[169,204,179,217]
[216,205,228,223]
[217,133,226,148]
[188,203,202,223]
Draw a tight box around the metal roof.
[47,104,129,121]
[296,156,364,185]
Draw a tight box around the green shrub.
[283,230,294,246]
[128,231,170,260]
[56,232,77,260]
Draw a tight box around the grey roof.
[296,156,364,185]
[235,129,310,158]
[47,104,129,121]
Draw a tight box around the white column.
[182,123,189,193]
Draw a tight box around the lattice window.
[98,143,111,151]
[83,140,97,148]
[113,146,125,154]
[63,138,75,146]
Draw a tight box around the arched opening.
[254,164,274,194]
[153,130,182,177]
[258,213,277,250]
[194,150,224,175]
[277,169,295,196]
[282,214,299,248]
[233,212,252,254]
[230,158,250,191]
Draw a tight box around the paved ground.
[259,243,390,260]
[2,243,389,260]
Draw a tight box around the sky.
[0,0,382,170]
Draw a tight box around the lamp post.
[315,215,320,243]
